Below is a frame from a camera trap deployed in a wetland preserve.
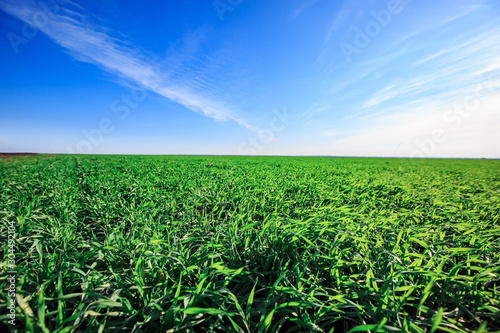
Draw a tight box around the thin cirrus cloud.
[290,0,321,19]
[329,90,500,158]
[351,23,500,117]
[382,4,484,55]
[0,0,259,133]
[316,9,500,157]
[323,0,359,45]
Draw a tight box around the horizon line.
[1,152,498,160]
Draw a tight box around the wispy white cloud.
[308,6,500,157]
[0,0,259,133]
[442,4,483,23]
[361,84,397,108]
[384,4,485,53]
[412,49,448,67]
[324,1,359,44]
[329,90,500,158]
[358,25,500,116]
[412,26,500,67]
[290,0,322,19]
[330,30,500,157]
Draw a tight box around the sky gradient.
[1,0,499,157]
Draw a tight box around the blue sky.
[1,0,499,157]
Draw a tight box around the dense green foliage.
[1,154,499,332]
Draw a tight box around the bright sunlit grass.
[1,155,499,332]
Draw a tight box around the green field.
[1,155,499,332]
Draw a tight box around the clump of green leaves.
[1,155,499,332]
